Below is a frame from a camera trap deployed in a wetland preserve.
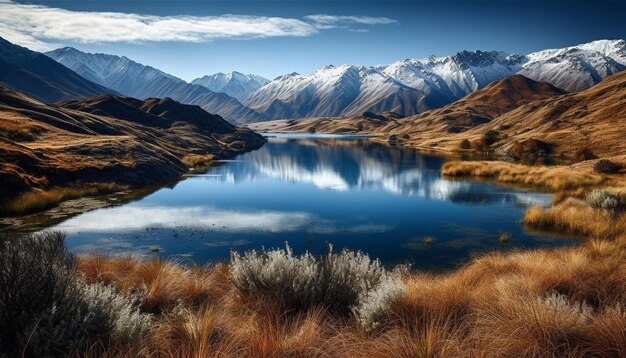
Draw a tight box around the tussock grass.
[442,160,606,191]
[9,232,626,356]
[181,153,215,168]
[69,239,626,357]
[0,183,126,216]
[524,197,626,240]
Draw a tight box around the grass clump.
[181,153,215,168]
[0,183,126,217]
[442,160,605,191]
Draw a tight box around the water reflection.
[207,137,549,206]
[51,134,571,270]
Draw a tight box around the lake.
[52,134,576,270]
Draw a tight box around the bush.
[586,189,625,215]
[483,130,499,146]
[0,232,151,356]
[459,139,471,150]
[593,159,621,174]
[230,244,405,327]
[573,147,596,163]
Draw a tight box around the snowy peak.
[245,38,626,120]
[191,71,269,101]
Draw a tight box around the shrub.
[586,189,624,215]
[483,130,499,146]
[0,232,151,356]
[230,244,405,326]
[459,139,471,150]
[593,159,621,174]
[573,147,596,163]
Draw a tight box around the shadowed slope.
[0,37,114,103]
[0,86,265,200]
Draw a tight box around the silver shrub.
[78,281,153,343]
[355,271,406,331]
[540,291,592,324]
[0,232,152,356]
[23,279,153,356]
[230,244,405,327]
[586,189,624,215]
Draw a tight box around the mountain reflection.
[204,137,549,206]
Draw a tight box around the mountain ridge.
[0,37,115,103]
[46,47,266,124]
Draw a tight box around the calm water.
[53,134,575,270]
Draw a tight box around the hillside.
[0,37,114,103]
[467,70,626,159]
[0,86,265,198]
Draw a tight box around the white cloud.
[0,1,398,51]
[304,14,398,29]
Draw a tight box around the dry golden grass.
[181,154,216,168]
[0,183,126,216]
[441,161,606,191]
[524,198,626,240]
[73,238,626,357]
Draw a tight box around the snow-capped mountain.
[0,37,114,103]
[191,72,269,102]
[519,39,626,92]
[45,47,265,123]
[246,39,626,120]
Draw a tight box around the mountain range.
[46,47,266,123]
[244,39,626,120]
[0,36,623,125]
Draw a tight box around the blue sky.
[1,1,625,81]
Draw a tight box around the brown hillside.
[0,86,265,198]
[466,71,626,159]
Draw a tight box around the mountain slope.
[0,37,114,103]
[46,47,265,124]
[246,39,625,120]
[0,85,265,198]
[253,75,565,136]
[191,72,269,102]
[467,71,626,159]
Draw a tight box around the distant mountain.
[251,75,566,136]
[191,72,269,102]
[46,47,265,124]
[246,39,626,120]
[0,37,114,103]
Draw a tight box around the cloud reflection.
[52,204,392,235]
